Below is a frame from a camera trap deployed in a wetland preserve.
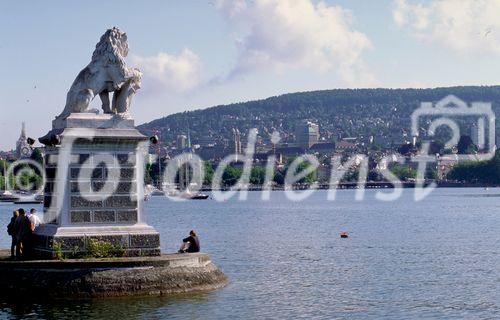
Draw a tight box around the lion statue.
[55,27,142,121]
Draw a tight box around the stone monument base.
[38,112,161,258]
[0,250,228,298]
[34,225,161,259]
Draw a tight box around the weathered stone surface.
[104,195,137,208]
[93,154,116,167]
[71,181,90,193]
[71,167,105,179]
[117,153,135,166]
[71,153,90,165]
[120,168,135,179]
[70,211,91,223]
[54,236,86,251]
[116,181,135,193]
[70,196,102,208]
[116,210,138,223]
[87,235,127,246]
[0,250,228,299]
[91,181,106,192]
[130,234,160,248]
[93,210,115,223]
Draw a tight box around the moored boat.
[0,191,20,202]
[13,194,43,204]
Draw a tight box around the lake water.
[0,188,498,319]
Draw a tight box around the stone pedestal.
[35,113,160,258]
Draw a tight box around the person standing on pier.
[14,209,31,259]
[29,208,41,232]
[25,208,42,258]
[7,210,19,259]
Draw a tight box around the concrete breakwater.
[0,250,228,299]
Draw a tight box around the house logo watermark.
[411,95,496,160]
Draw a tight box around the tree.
[203,162,214,185]
[390,163,416,181]
[222,166,242,186]
[250,166,266,185]
[283,157,316,184]
[446,149,500,183]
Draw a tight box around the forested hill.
[138,86,500,146]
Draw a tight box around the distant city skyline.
[2,0,500,150]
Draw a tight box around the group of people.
[7,208,41,259]
[6,210,198,258]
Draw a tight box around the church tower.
[15,122,32,158]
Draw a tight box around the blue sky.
[1,0,500,150]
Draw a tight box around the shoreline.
[197,181,500,192]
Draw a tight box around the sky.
[1,0,500,150]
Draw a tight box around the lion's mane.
[91,27,128,72]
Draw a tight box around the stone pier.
[0,250,228,298]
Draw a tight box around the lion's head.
[91,27,129,66]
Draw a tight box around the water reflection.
[0,292,212,320]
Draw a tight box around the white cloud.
[131,48,201,92]
[393,0,500,53]
[215,0,375,86]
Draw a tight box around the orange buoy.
[340,232,349,238]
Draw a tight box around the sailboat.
[179,189,209,200]
[0,164,20,202]
[177,129,209,200]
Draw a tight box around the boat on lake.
[150,189,166,196]
[0,190,20,202]
[168,188,209,200]
[13,193,43,204]
[180,191,209,200]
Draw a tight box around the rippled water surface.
[0,188,499,319]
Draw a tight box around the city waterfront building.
[295,121,319,149]
[233,128,242,156]
[177,135,187,150]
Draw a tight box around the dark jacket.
[182,235,200,252]
[7,217,16,236]
[14,215,31,242]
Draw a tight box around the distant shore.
[197,181,499,192]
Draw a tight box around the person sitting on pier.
[7,210,19,259]
[178,230,200,253]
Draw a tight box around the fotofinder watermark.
[3,95,496,212]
